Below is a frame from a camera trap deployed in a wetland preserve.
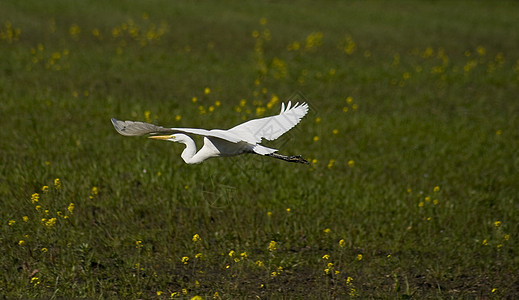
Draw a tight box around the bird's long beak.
[149,135,173,140]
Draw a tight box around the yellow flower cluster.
[192,233,202,242]
[0,21,21,43]
[340,34,356,55]
[110,18,167,47]
[268,240,277,252]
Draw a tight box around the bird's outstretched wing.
[227,101,309,144]
[111,118,243,143]
[111,101,308,144]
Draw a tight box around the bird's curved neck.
[179,137,199,164]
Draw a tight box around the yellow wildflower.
[54,178,61,189]
[45,218,57,227]
[192,97,198,103]
[240,252,247,259]
[175,114,181,121]
[347,160,355,168]
[144,110,151,123]
[286,208,291,212]
[287,41,300,51]
[228,250,235,257]
[322,254,330,260]
[192,234,201,242]
[433,186,440,192]
[494,221,502,227]
[67,203,74,214]
[356,254,363,261]
[504,234,510,241]
[181,256,189,264]
[182,289,188,295]
[482,239,488,246]
[418,202,424,207]
[255,260,263,267]
[41,186,49,192]
[135,240,143,248]
[313,136,319,142]
[41,248,48,252]
[332,129,339,134]
[204,87,210,95]
[190,296,203,300]
[31,276,40,286]
[323,228,331,233]
[157,291,163,296]
[23,216,29,222]
[69,24,81,37]
[268,240,277,252]
[256,106,265,116]
[339,239,346,248]
[195,253,202,259]
[8,220,15,226]
[19,240,25,246]
[31,193,39,203]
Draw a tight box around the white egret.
[111,101,309,164]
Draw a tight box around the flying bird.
[111,101,309,164]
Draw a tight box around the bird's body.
[112,101,309,164]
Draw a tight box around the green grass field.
[1,0,519,298]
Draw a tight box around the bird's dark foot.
[266,153,310,164]
[288,155,309,164]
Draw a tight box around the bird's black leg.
[265,153,310,164]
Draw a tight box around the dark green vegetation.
[1,0,519,298]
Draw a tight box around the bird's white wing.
[227,101,309,144]
[111,118,242,143]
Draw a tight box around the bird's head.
[149,133,190,143]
